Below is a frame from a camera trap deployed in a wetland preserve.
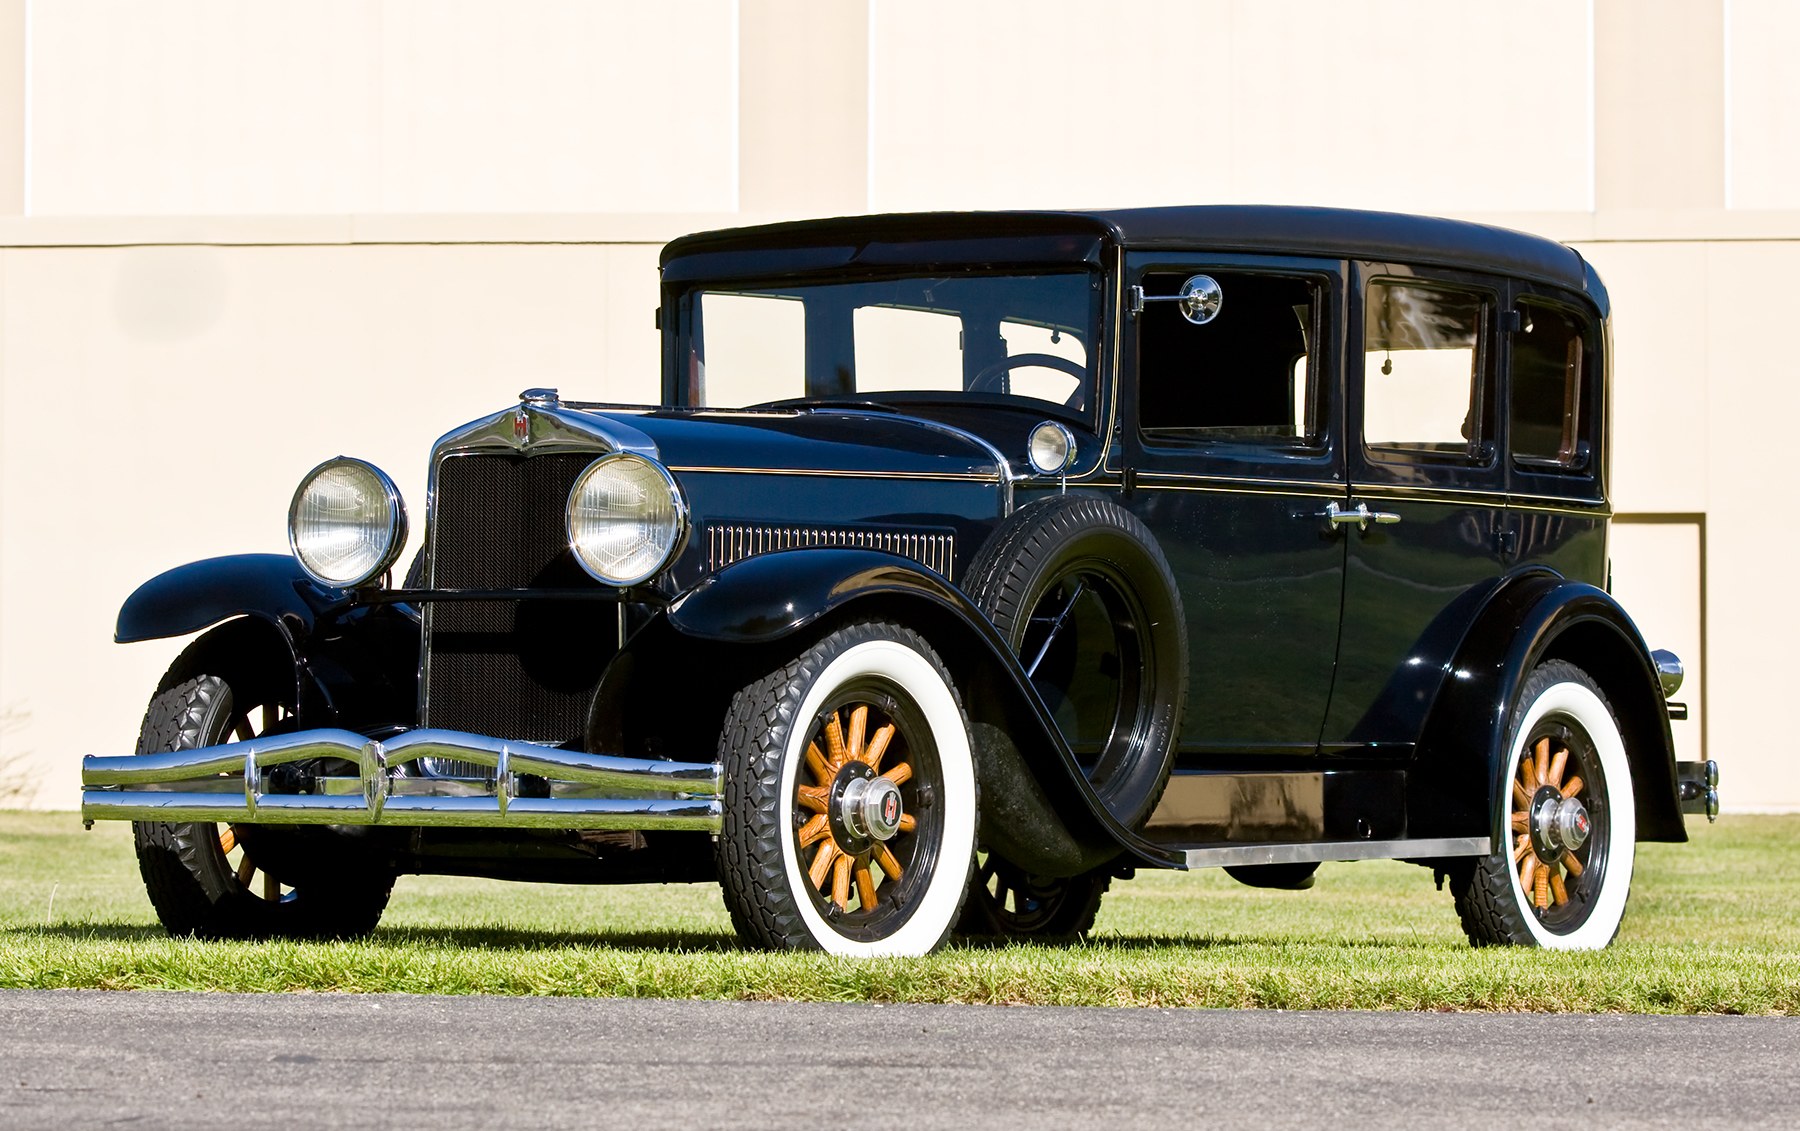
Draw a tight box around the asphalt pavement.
[1,990,1793,1129]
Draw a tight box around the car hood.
[584,406,1008,482]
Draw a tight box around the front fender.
[1410,574,1684,845]
[116,554,342,645]
[651,549,1182,872]
[667,548,980,644]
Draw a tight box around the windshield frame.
[669,266,1109,431]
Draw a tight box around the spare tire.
[962,493,1187,828]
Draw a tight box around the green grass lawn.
[1,810,1794,1012]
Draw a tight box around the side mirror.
[1176,275,1223,324]
[1127,274,1224,324]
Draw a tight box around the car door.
[1321,263,1508,753]
[1118,253,1349,760]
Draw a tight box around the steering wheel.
[968,352,1088,398]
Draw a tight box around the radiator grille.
[423,452,612,749]
[707,524,954,580]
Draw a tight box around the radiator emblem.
[512,407,531,446]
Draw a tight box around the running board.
[1181,837,1491,870]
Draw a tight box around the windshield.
[678,271,1102,420]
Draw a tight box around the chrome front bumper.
[81,728,722,832]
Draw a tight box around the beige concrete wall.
[871,0,1592,213]
[0,0,1795,813]
[28,1,740,215]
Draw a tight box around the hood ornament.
[513,388,558,448]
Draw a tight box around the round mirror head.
[1178,275,1224,325]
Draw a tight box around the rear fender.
[1409,574,1684,845]
[617,549,1180,873]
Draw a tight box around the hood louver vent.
[707,524,954,581]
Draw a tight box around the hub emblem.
[881,791,900,828]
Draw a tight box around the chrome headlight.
[566,454,687,585]
[287,457,407,588]
[1027,420,1077,475]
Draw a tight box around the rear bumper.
[81,728,722,832]
[1675,758,1720,822]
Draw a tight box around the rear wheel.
[957,853,1110,941]
[1453,660,1635,949]
[133,663,392,940]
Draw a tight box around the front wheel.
[715,621,977,956]
[133,669,394,940]
[1453,660,1636,949]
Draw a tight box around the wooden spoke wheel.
[1508,729,1599,926]
[716,621,978,956]
[792,696,933,935]
[1454,660,1636,949]
[217,701,296,907]
[956,852,1110,940]
[131,635,393,941]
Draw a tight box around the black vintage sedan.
[82,206,1718,955]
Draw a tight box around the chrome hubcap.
[1532,788,1591,859]
[841,775,904,842]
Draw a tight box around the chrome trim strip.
[1137,481,1347,501]
[1508,494,1607,509]
[1181,836,1490,869]
[1131,470,1344,492]
[1505,499,1614,518]
[666,466,999,483]
[828,409,1016,517]
[706,525,955,580]
[81,728,724,833]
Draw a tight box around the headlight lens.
[1027,420,1076,475]
[287,457,407,588]
[566,454,686,585]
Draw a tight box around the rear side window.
[1511,301,1595,471]
[1363,282,1490,462]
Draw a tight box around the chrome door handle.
[1319,501,1402,533]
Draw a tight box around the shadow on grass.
[12,922,1454,956]
[13,922,740,952]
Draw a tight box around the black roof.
[662,205,1602,306]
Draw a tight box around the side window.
[1511,300,1595,471]
[1138,271,1320,443]
[1363,282,1490,461]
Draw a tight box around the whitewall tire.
[1455,660,1636,949]
[715,621,977,956]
